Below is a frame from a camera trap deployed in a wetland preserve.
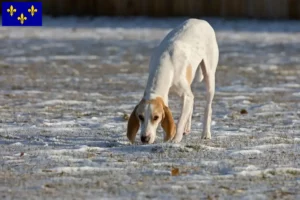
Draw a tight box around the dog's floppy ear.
[161,105,176,142]
[127,104,140,144]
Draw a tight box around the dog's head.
[127,97,176,144]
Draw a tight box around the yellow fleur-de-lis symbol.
[17,13,27,25]
[7,5,16,16]
[28,5,38,16]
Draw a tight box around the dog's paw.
[184,120,191,136]
[183,129,190,136]
[201,132,211,140]
[172,134,183,143]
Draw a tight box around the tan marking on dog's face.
[186,64,193,85]
[149,98,164,123]
[134,98,164,127]
[135,98,165,122]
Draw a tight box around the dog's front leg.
[172,90,194,143]
[184,105,193,135]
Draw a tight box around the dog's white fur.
[127,18,219,144]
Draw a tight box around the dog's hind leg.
[200,59,216,139]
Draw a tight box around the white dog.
[127,19,219,144]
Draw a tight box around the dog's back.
[146,19,218,98]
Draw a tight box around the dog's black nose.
[141,135,150,143]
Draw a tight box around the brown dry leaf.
[171,167,180,176]
[44,184,55,189]
[20,152,24,157]
[240,109,248,115]
[123,113,129,121]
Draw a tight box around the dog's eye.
[153,116,159,121]
[138,115,144,121]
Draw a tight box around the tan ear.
[161,106,176,142]
[127,104,140,144]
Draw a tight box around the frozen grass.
[0,17,300,199]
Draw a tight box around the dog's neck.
[143,92,168,107]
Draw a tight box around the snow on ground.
[0,17,300,199]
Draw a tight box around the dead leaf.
[44,184,55,188]
[123,113,129,121]
[171,167,179,176]
[20,152,24,157]
[240,109,248,115]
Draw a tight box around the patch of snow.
[251,144,293,150]
[9,142,23,146]
[229,149,262,156]
[237,167,300,177]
